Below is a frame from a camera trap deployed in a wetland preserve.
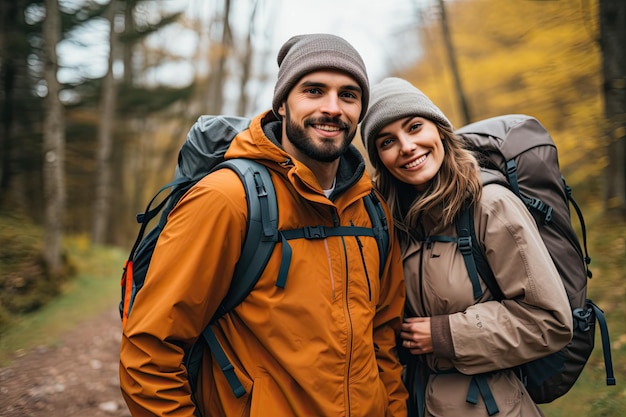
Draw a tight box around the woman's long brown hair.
[368,122,482,239]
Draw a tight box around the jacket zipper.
[342,235,353,416]
[334,208,354,416]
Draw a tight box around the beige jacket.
[403,184,573,416]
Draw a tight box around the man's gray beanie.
[360,77,453,151]
[272,34,370,122]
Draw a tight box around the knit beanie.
[360,77,452,152]
[272,34,370,122]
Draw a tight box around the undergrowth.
[0,228,125,365]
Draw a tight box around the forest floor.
[0,305,129,417]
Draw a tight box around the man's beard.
[284,105,356,163]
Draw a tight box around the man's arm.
[119,171,247,416]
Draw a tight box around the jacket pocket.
[249,371,300,417]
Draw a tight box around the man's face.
[278,70,363,163]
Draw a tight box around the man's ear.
[278,103,286,117]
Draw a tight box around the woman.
[360,77,573,416]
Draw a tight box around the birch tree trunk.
[235,0,258,116]
[92,1,119,244]
[42,0,65,273]
[207,0,232,114]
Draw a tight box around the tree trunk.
[92,0,119,244]
[438,0,471,125]
[42,0,65,273]
[122,0,137,85]
[600,0,626,217]
[207,0,232,114]
[0,0,29,212]
[236,1,258,116]
[0,0,16,199]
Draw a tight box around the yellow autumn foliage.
[398,0,605,188]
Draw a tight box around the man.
[119,33,408,417]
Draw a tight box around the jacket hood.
[225,110,369,197]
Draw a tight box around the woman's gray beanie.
[360,77,453,151]
[272,34,370,122]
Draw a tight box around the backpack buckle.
[573,307,592,332]
[527,198,553,224]
[253,172,268,198]
[303,226,326,239]
[457,235,472,255]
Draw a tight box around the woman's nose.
[399,135,417,155]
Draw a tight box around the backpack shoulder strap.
[190,158,278,400]
[563,177,593,278]
[363,189,390,276]
[213,158,278,318]
[456,205,505,301]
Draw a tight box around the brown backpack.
[455,114,616,404]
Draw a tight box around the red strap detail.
[121,260,133,328]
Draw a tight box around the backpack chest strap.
[275,225,377,288]
[281,225,375,240]
[426,229,483,300]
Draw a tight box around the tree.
[42,0,65,273]
[0,0,20,204]
[599,0,626,217]
[0,0,44,215]
[206,0,233,114]
[437,0,470,125]
[236,0,257,116]
[402,0,605,191]
[91,0,119,244]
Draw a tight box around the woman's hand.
[400,317,433,355]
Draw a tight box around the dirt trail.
[0,307,130,417]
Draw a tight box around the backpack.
[119,114,390,407]
[451,114,616,405]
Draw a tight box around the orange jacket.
[119,111,408,416]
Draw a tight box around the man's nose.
[320,93,342,115]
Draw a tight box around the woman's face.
[375,116,445,191]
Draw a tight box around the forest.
[1,0,624,268]
[0,0,625,415]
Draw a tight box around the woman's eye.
[379,138,393,148]
[409,122,422,132]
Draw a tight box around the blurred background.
[0,0,624,415]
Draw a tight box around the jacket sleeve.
[373,208,409,416]
[433,185,573,375]
[119,170,247,416]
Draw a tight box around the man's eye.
[305,88,322,95]
[340,91,358,99]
